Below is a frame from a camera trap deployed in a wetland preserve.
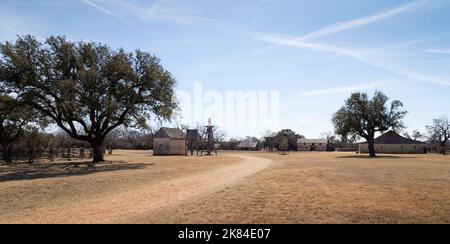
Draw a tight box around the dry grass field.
[0,150,449,224]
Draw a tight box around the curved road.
[2,154,272,224]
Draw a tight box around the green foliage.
[275,129,304,151]
[278,138,289,152]
[0,35,177,162]
[262,129,304,151]
[332,91,407,157]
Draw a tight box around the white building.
[237,141,259,151]
[297,139,328,151]
[153,128,187,156]
[358,131,426,154]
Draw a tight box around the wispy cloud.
[382,34,450,50]
[426,48,450,54]
[301,82,384,97]
[299,0,428,41]
[255,0,429,54]
[253,33,371,60]
[81,0,209,25]
[253,32,450,87]
[81,0,126,21]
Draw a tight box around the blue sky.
[1,0,450,139]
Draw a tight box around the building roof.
[237,141,258,148]
[154,128,186,139]
[367,131,424,144]
[298,139,328,144]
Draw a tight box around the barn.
[153,128,187,156]
[237,141,259,151]
[358,131,426,154]
[297,139,328,151]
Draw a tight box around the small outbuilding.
[358,131,426,154]
[153,128,187,156]
[237,141,259,151]
[297,139,328,151]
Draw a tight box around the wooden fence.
[0,148,92,163]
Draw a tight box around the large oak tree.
[0,35,177,162]
[332,91,407,157]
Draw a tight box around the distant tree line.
[219,129,305,151]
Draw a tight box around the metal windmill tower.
[206,118,214,156]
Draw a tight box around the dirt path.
[1,154,272,224]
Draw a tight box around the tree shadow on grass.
[337,155,417,159]
[0,161,152,182]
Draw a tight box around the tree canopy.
[261,129,304,151]
[277,129,305,151]
[0,35,177,162]
[332,91,407,157]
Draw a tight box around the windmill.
[186,118,217,156]
[206,118,214,156]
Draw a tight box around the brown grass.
[1,150,449,223]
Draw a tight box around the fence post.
[49,148,55,161]
[67,148,71,161]
[79,148,85,159]
[27,148,34,164]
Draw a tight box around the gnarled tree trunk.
[90,140,105,163]
[367,137,376,158]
